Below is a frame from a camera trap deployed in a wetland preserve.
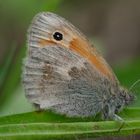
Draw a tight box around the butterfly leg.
[112,114,123,121]
[102,103,123,121]
[102,105,125,131]
[112,114,125,132]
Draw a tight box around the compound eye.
[53,32,63,41]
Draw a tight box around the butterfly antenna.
[129,79,140,91]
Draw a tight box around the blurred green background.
[0,0,140,118]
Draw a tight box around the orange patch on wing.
[39,39,56,47]
[70,38,116,81]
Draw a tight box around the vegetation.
[0,0,140,139]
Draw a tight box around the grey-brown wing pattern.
[22,12,132,119]
[23,42,108,117]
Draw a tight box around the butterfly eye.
[53,32,63,41]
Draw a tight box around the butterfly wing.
[22,12,119,117]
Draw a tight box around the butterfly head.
[119,86,135,106]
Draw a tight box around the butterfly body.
[22,12,134,120]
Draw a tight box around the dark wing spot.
[68,67,81,79]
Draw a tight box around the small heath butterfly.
[22,12,134,120]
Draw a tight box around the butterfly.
[22,12,134,120]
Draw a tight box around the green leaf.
[0,108,140,140]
